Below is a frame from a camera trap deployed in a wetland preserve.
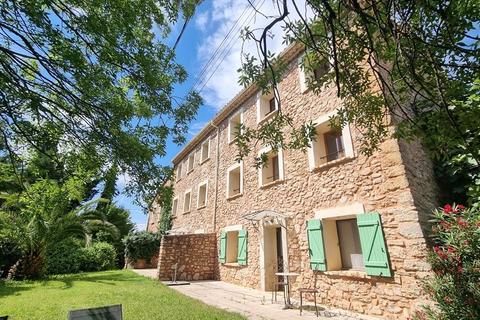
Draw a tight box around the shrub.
[0,212,23,278]
[79,242,117,272]
[124,231,160,262]
[45,239,83,275]
[421,204,480,320]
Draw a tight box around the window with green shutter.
[356,213,392,277]
[237,229,248,265]
[307,219,327,271]
[219,231,227,263]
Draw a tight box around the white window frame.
[257,146,285,187]
[197,180,208,209]
[187,153,195,173]
[200,139,210,163]
[314,202,365,271]
[182,160,188,177]
[307,109,354,171]
[226,161,243,199]
[228,110,244,143]
[171,196,179,216]
[298,52,333,93]
[256,91,279,124]
[183,189,192,213]
[175,164,182,181]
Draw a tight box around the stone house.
[151,43,438,319]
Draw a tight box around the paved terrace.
[132,269,381,320]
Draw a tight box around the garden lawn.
[0,270,246,320]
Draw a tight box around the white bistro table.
[275,272,299,309]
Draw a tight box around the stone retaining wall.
[157,233,217,281]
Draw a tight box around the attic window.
[256,92,278,123]
[298,54,331,93]
[176,164,182,181]
[228,111,243,143]
[187,153,194,172]
[201,140,210,163]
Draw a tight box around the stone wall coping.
[163,232,216,238]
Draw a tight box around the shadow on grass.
[0,270,145,297]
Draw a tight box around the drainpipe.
[211,121,220,233]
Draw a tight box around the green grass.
[0,270,245,320]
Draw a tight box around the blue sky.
[115,0,308,229]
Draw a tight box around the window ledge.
[228,137,237,145]
[183,211,190,215]
[324,270,367,279]
[260,179,285,189]
[200,157,210,164]
[302,81,333,95]
[197,205,206,210]
[227,193,243,201]
[257,109,278,125]
[187,169,194,175]
[223,262,243,267]
[311,156,355,172]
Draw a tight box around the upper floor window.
[228,111,243,143]
[298,54,331,93]
[226,162,243,199]
[313,62,330,82]
[172,197,178,216]
[176,164,182,181]
[307,111,354,171]
[324,130,345,162]
[256,92,278,123]
[200,140,210,163]
[258,148,284,187]
[197,180,208,208]
[183,189,192,213]
[187,153,194,173]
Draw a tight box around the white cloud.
[195,11,209,32]
[188,120,209,137]
[194,0,311,110]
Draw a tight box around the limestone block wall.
[157,233,217,281]
[170,130,218,234]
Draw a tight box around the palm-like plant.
[2,179,117,279]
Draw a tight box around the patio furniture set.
[272,271,320,317]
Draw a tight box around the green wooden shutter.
[356,213,392,277]
[237,229,248,265]
[307,219,326,271]
[219,231,227,263]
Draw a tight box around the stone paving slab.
[168,280,382,320]
[130,270,381,320]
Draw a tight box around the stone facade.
[150,44,439,319]
[146,205,160,232]
[157,233,217,281]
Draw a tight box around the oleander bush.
[419,204,480,320]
